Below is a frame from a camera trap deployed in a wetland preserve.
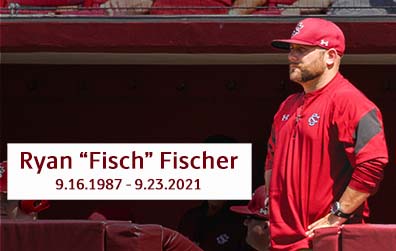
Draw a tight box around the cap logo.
[259,208,268,215]
[281,114,290,121]
[291,22,304,37]
[320,39,329,47]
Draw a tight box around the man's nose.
[288,50,298,62]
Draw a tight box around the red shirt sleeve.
[334,95,388,194]
[350,158,387,194]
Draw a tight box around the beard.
[291,67,322,83]
[289,58,326,84]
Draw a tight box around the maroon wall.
[1,64,395,228]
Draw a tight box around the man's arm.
[264,123,276,208]
[229,0,267,15]
[305,103,389,237]
[305,186,369,237]
[265,169,271,196]
[264,169,272,211]
[306,156,388,237]
[338,186,370,216]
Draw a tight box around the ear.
[324,48,338,66]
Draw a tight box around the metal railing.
[1,0,395,16]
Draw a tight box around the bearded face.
[288,45,327,85]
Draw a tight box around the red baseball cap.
[0,161,7,192]
[19,200,50,214]
[272,18,345,56]
[230,185,268,219]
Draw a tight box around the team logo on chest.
[216,233,230,245]
[308,113,320,126]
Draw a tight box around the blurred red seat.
[0,220,106,251]
[313,226,341,251]
[342,224,396,251]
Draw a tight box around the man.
[230,185,270,251]
[267,18,388,250]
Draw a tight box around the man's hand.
[306,186,371,238]
[305,213,346,238]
